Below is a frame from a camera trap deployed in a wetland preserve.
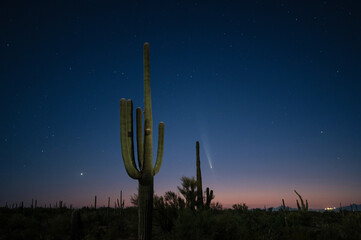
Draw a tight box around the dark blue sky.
[1,0,361,209]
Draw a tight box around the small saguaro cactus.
[281,199,288,211]
[120,190,125,209]
[294,190,308,212]
[120,42,165,240]
[205,187,214,208]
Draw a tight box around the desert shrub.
[340,213,361,240]
[172,208,214,240]
[153,191,185,239]
[211,213,248,240]
[46,212,71,239]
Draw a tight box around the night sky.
[1,0,361,209]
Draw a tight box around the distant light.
[80,172,83,176]
[324,207,336,211]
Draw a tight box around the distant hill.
[271,206,297,211]
[337,203,361,212]
[269,203,361,212]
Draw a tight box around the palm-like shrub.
[177,176,197,210]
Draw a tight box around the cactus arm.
[294,190,301,199]
[126,100,136,165]
[120,99,140,179]
[300,198,305,209]
[305,200,308,210]
[153,122,165,176]
[294,190,303,206]
[296,200,301,210]
[294,190,307,210]
[120,99,130,163]
[205,187,214,208]
[136,107,144,170]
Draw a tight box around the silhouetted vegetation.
[1,200,361,240]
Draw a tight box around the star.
[80,172,83,176]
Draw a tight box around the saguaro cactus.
[196,141,203,209]
[120,42,165,240]
[294,190,308,212]
[205,187,214,208]
[281,198,288,211]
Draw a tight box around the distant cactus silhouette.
[196,141,203,209]
[194,141,214,209]
[294,190,308,212]
[120,190,125,209]
[94,195,97,210]
[117,190,125,214]
[120,42,165,240]
[205,187,214,209]
[281,198,289,211]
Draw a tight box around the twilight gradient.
[1,1,361,209]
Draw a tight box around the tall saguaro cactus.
[196,141,203,209]
[120,42,165,240]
